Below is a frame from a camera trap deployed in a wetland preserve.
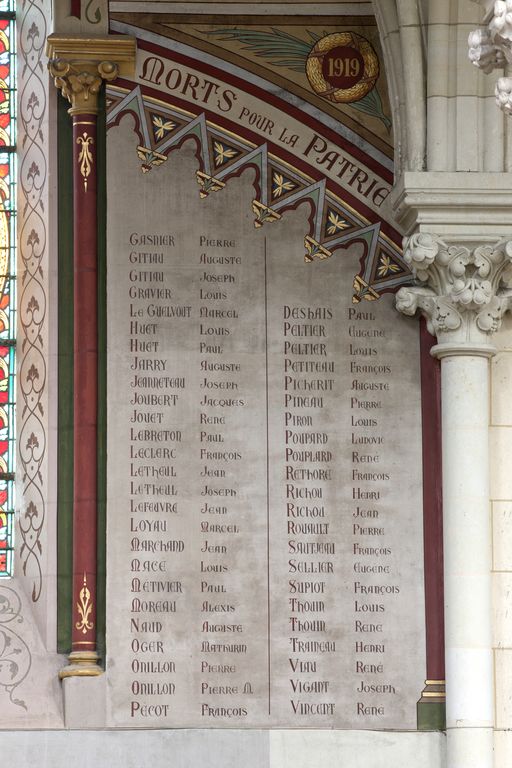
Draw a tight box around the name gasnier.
[129,233,176,246]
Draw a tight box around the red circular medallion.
[321,46,365,90]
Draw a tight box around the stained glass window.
[0,0,15,578]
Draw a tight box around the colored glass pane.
[0,2,14,578]
[0,15,14,147]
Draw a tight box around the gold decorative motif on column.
[75,573,94,634]
[420,679,446,700]
[76,133,94,191]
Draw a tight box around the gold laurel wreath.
[306,32,380,104]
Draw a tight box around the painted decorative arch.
[107,77,410,305]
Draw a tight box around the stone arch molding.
[371,0,426,173]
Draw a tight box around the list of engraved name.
[107,223,423,729]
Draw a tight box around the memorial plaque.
[106,121,425,728]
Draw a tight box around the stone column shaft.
[418,323,446,725]
[440,352,493,767]
[71,111,99,666]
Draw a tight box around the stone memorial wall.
[106,125,425,729]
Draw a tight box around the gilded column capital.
[46,34,136,115]
[396,234,512,356]
[48,58,117,115]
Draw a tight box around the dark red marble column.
[47,36,136,681]
[70,114,100,670]
[417,318,446,728]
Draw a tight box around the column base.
[431,342,496,359]
[417,680,446,731]
[59,650,103,678]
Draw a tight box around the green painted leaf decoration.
[349,87,392,131]
[307,30,331,43]
[203,27,391,129]
[203,28,311,71]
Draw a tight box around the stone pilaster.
[396,232,512,768]
[391,163,512,767]
[397,231,512,741]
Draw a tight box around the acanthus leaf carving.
[468,1,512,113]
[476,293,512,332]
[490,0,512,42]
[397,234,512,347]
[468,28,505,73]
[402,232,440,280]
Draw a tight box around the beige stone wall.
[490,319,512,765]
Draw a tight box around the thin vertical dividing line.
[265,236,271,715]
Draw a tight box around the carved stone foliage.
[396,234,512,346]
[469,1,512,114]
[18,0,49,601]
[0,586,31,709]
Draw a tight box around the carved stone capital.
[396,234,512,353]
[468,2,512,114]
[46,35,136,115]
[468,27,505,74]
[490,0,512,41]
